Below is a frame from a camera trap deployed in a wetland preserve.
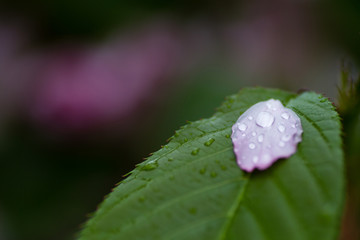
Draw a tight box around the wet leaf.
[79,88,344,240]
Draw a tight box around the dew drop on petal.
[281,112,289,120]
[238,123,247,131]
[281,134,291,142]
[231,98,303,172]
[256,111,275,128]
[278,124,285,133]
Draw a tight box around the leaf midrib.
[217,173,251,240]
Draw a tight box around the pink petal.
[231,99,303,172]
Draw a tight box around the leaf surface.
[79,88,344,240]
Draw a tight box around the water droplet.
[258,134,264,143]
[248,116,253,120]
[189,207,197,215]
[249,143,256,149]
[142,161,158,171]
[281,112,289,120]
[278,124,285,133]
[281,134,291,142]
[279,141,285,147]
[256,111,275,128]
[238,123,247,131]
[204,138,215,146]
[252,131,256,136]
[225,134,230,138]
[191,148,200,155]
[199,168,206,174]
[210,172,218,178]
[253,156,259,163]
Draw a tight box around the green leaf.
[78,88,344,240]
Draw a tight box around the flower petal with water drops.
[231,99,303,172]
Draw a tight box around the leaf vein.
[96,146,234,222]
[115,176,245,235]
[217,173,251,240]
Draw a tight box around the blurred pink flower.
[29,22,187,132]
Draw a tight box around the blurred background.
[0,0,359,239]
